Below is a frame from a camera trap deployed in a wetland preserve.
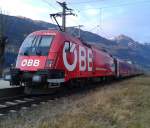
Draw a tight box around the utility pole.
[62,2,66,32]
[78,25,84,37]
[71,25,84,37]
[50,1,76,32]
[69,25,83,38]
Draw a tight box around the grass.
[0,75,150,128]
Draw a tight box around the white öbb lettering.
[21,59,40,67]
[63,42,93,71]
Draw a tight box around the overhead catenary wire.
[40,0,150,41]
[41,0,62,11]
[73,0,150,10]
[68,0,105,4]
[67,0,150,39]
[98,26,115,38]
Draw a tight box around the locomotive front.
[4,30,65,88]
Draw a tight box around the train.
[4,29,142,94]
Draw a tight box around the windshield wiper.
[36,49,41,56]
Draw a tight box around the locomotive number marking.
[21,59,40,67]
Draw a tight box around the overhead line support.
[50,1,76,32]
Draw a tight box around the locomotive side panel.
[55,38,94,81]
[93,49,115,77]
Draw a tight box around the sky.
[0,0,150,43]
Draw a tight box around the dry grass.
[1,75,150,128]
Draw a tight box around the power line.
[70,0,150,31]
[41,0,61,11]
[40,0,150,40]
[99,8,102,29]
[76,0,150,10]
[86,25,111,38]
[68,0,105,4]
[99,26,115,38]
[72,0,150,32]
[87,25,99,32]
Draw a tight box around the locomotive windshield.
[19,35,53,56]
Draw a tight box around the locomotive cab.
[16,33,54,71]
[4,30,65,87]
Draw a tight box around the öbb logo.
[63,42,93,71]
[21,59,40,67]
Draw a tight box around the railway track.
[0,94,52,116]
[0,76,139,117]
[0,84,95,116]
[0,85,71,116]
[0,93,64,117]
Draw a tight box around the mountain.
[105,35,150,70]
[114,34,138,46]
[4,15,56,47]
[1,14,150,70]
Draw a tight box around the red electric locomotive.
[4,30,117,93]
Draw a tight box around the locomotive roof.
[30,29,91,45]
[30,29,111,53]
[31,29,61,36]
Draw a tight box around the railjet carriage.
[4,30,141,94]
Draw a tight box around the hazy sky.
[0,0,150,43]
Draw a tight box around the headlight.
[32,75,41,82]
[4,74,12,81]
